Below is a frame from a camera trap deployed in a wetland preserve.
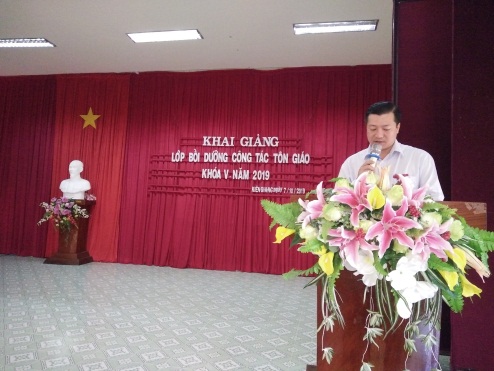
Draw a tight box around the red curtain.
[0,66,391,272]
[46,74,130,262]
[118,66,391,273]
[0,76,56,257]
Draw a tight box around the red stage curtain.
[46,74,130,262]
[0,76,56,257]
[118,66,391,273]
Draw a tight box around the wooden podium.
[44,200,95,265]
[306,201,487,370]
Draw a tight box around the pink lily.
[394,174,427,208]
[366,200,422,257]
[412,218,454,261]
[328,226,379,268]
[330,172,372,227]
[297,181,325,228]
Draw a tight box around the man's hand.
[357,159,378,176]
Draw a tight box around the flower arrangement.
[37,197,89,231]
[261,168,494,370]
[85,193,97,201]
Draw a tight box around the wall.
[394,1,494,370]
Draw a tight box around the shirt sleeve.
[337,150,367,182]
[419,153,444,201]
[338,158,354,180]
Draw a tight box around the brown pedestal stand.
[306,270,438,371]
[44,200,95,265]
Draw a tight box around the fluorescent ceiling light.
[127,30,203,43]
[294,20,378,35]
[0,38,55,48]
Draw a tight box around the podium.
[44,200,95,265]
[306,201,487,371]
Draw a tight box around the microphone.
[365,143,382,167]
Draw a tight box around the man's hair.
[365,101,401,124]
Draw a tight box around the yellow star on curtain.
[80,107,101,129]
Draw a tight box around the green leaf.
[428,254,456,272]
[289,233,302,248]
[298,238,323,253]
[322,347,334,364]
[282,264,320,280]
[360,362,374,371]
[260,199,300,230]
[442,282,464,313]
[304,271,325,288]
[404,338,416,354]
[422,202,457,219]
[423,269,463,312]
[364,327,383,347]
[374,251,388,276]
[463,225,494,260]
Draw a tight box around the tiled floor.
[1,255,317,370]
[1,255,450,370]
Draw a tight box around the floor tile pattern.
[0,255,451,370]
[1,255,316,370]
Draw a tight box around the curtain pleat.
[0,67,391,272]
[118,66,392,272]
[46,74,130,262]
[0,76,56,257]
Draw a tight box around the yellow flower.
[446,248,467,272]
[460,275,482,297]
[318,251,335,275]
[438,270,459,290]
[274,226,295,243]
[313,245,327,256]
[367,186,385,209]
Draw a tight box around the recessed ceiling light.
[127,30,203,43]
[294,20,378,35]
[0,38,56,48]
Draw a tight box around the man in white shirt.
[338,101,444,201]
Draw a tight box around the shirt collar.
[390,140,404,155]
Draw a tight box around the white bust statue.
[59,160,91,200]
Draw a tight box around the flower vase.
[44,200,95,265]
[313,269,440,371]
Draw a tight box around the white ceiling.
[0,0,393,76]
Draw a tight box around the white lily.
[457,246,491,281]
[387,254,438,319]
[344,250,381,287]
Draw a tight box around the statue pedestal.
[44,200,95,265]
